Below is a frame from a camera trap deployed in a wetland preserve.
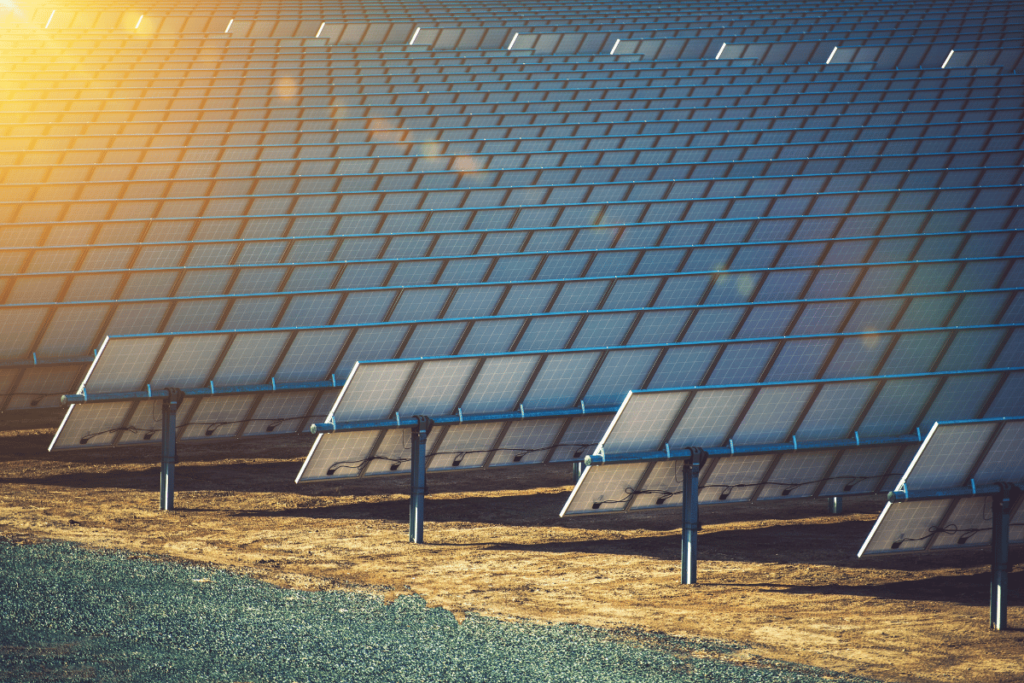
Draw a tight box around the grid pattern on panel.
[82,337,166,394]
[599,391,688,456]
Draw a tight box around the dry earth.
[1,410,1021,683]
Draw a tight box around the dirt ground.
[1,410,1021,683]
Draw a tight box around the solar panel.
[857,417,1024,629]
[561,368,1024,517]
[860,418,1024,556]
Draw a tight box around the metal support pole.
[572,461,584,483]
[158,388,184,511]
[682,449,703,585]
[990,487,1012,630]
[409,415,433,544]
[828,496,843,515]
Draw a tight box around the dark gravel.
[0,539,882,683]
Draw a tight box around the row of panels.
[11,27,1021,59]
[9,62,1014,98]
[4,143,1019,206]
[7,278,1019,411]
[5,148,1019,208]
[861,418,1024,555]
[297,361,1023,481]
[17,11,1022,39]
[4,200,1012,269]
[73,303,1024,398]
[6,89,1021,140]
[6,187,1021,243]
[5,43,1018,79]
[3,39,1018,75]
[1,252,1019,369]
[5,104,1019,164]
[10,91,1018,124]
[0,47,1005,77]
[50,335,1024,452]
[2,75,1011,130]
[560,372,1023,514]
[3,224,1021,303]
[8,71,1021,112]
[4,211,1016,274]
[3,157,1020,223]
[6,103,1019,163]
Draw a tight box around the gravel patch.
[1,539,882,683]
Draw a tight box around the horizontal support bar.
[586,432,923,466]
[61,377,341,406]
[888,482,1021,503]
[311,404,619,435]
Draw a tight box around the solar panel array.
[859,417,1024,556]
[4,1,1021,510]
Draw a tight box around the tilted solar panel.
[560,368,1024,516]
[859,418,1024,556]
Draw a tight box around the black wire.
[79,414,314,444]
[591,473,888,508]
[326,453,408,476]
[592,487,681,509]
[705,474,879,500]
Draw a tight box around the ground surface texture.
[1,413,1021,683]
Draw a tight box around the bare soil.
[1,410,1021,683]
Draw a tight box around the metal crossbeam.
[311,404,619,435]
[586,432,924,466]
[61,378,342,406]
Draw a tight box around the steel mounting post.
[409,415,434,544]
[682,447,705,585]
[159,388,185,511]
[990,484,1016,630]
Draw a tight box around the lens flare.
[274,77,299,104]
